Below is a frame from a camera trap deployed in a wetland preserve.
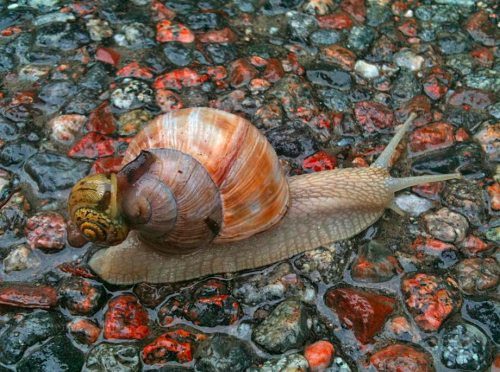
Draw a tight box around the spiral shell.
[122,108,289,243]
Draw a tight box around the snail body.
[69,108,460,284]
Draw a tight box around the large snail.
[68,108,460,285]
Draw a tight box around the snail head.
[68,173,130,246]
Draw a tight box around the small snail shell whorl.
[69,108,288,252]
[70,109,461,285]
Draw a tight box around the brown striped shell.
[121,107,289,247]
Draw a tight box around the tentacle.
[371,112,417,169]
[386,173,462,193]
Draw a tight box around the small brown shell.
[122,108,289,243]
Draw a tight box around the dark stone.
[17,335,84,372]
[309,30,340,46]
[442,180,486,227]
[348,26,375,52]
[80,63,111,92]
[24,152,91,193]
[262,0,304,15]
[0,51,14,73]
[84,343,141,372]
[184,12,222,30]
[465,300,499,342]
[391,71,421,104]
[411,142,485,178]
[195,334,254,372]
[35,22,90,51]
[318,89,350,111]
[163,42,193,67]
[205,44,237,64]
[366,4,391,27]
[306,67,352,91]
[0,311,62,364]
[0,142,37,166]
[438,32,469,55]
[266,126,316,158]
[38,81,77,108]
[65,89,100,115]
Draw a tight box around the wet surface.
[0,0,498,371]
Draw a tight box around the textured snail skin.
[87,110,461,284]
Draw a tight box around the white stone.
[354,60,380,79]
[394,193,434,216]
[394,50,424,71]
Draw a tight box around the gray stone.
[248,353,309,371]
[252,298,311,353]
[83,343,141,372]
[423,207,468,243]
[195,334,254,372]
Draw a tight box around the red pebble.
[398,19,418,37]
[207,66,227,81]
[263,58,285,83]
[25,212,66,251]
[68,132,130,159]
[104,295,150,340]
[408,122,455,154]
[411,236,456,258]
[96,47,121,67]
[68,318,101,344]
[317,11,353,30]
[459,234,491,256]
[91,156,124,174]
[229,59,258,88]
[154,68,208,90]
[156,89,183,112]
[486,182,500,211]
[304,341,335,371]
[1,26,22,37]
[412,182,444,200]
[465,10,496,46]
[117,62,154,79]
[151,0,175,21]
[321,44,356,70]
[156,20,194,43]
[340,0,365,22]
[303,151,337,172]
[86,101,115,135]
[58,261,97,279]
[369,344,434,372]
[402,273,460,331]
[423,67,451,100]
[142,329,206,364]
[70,1,96,15]
[355,101,394,133]
[0,283,58,309]
[199,27,237,43]
[66,222,88,248]
[470,47,494,67]
[325,287,395,344]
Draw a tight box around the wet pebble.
[368,343,434,372]
[304,340,335,371]
[142,328,206,365]
[248,353,309,372]
[48,114,87,148]
[306,67,351,90]
[354,101,394,132]
[25,152,90,193]
[465,300,499,342]
[103,294,149,340]
[83,343,140,372]
[3,244,40,273]
[351,240,402,282]
[194,334,255,371]
[309,29,340,45]
[294,243,350,283]
[68,318,101,345]
[0,311,61,364]
[402,273,461,332]
[394,50,424,72]
[439,323,492,370]
[394,193,434,216]
[423,207,468,243]
[17,335,84,372]
[110,78,154,110]
[114,22,155,49]
[0,282,58,309]
[354,60,379,79]
[163,42,193,66]
[287,10,318,40]
[347,26,374,52]
[86,18,113,41]
[58,277,104,316]
[252,298,312,353]
[117,109,153,136]
[233,262,315,305]
[325,287,395,344]
[454,257,499,295]
[24,212,66,251]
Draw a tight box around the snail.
[68,108,460,285]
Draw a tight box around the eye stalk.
[68,173,130,246]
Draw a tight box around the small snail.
[68,108,460,284]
